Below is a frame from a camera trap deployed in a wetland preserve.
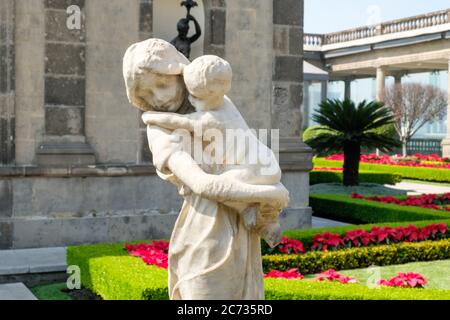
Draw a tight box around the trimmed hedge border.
[310,194,450,224]
[314,158,450,183]
[262,239,450,275]
[310,171,401,185]
[282,219,450,250]
[68,239,450,300]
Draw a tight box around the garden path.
[385,182,450,196]
[0,283,37,300]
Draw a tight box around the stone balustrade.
[304,9,450,48]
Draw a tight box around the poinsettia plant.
[264,268,304,279]
[125,241,169,269]
[314,269,357,284]
[378,272,428,288]
[352,192,450,212]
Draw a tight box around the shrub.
[282,219,450,251]
[68,241,450,300]
[67,243,169,300]
[310,171,401,185]
[262,239,450,275]
[310,194,450,224]
[264,278,450,300]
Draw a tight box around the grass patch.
[310,171,401,185]
[265,278,450,300]
[336,260,450,290]
[30,283,72,301]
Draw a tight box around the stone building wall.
[0,0,311,249]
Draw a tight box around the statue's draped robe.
[147,125,265,300]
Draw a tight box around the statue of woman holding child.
[123,39,289,300]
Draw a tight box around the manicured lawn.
[337,260,450,290]
[30,283,72,300]
[310,183,406,196]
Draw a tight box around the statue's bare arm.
[142,111,222,132]
[166,151,289,207]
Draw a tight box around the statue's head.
[177,18,190,38]
[123,38,190,112]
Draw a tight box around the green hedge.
[68,241,450,300]
[314,158,450,183]
[67,243,169,300]
[310,194,450,224]
[262,239,450,275]
[282,219,450,250]
[310,171,401,185]
[265,278,450,300]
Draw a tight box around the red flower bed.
[352,192,450,211]
[311,223,448,251]
[326,153,450,169]
[378,272,428,288]
[277,237,306,254]
[264,268,304,279]
[125,241,169,269]
[314,269,357,284]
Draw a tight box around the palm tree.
[306,99,400,186]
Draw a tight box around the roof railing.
[304,8,450,48]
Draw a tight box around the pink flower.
[378,272,428,288]
[278,237,305,254]
[315,269,357,284]
[125,240,170,269]
[264,268,304,279]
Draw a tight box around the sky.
[305,0,450,33]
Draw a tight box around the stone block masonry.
[0,0,15,165]
[38,0,95,165]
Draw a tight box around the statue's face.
[137,72,186,112]
[177,20,189,37]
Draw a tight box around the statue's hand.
[242,205,259,230]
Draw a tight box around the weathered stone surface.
[141,129,152,163]
[273,25,289,54]
[210,0,226,7]
[289,26,303,55]
[45,0,85,9]
[0,180,12,218]
[273,0,303,26]
[273,85,289,107]
[45,43,85,76]
[0,222,13,249]
[274,56,303,82]
[290,83,303,109]
[45,9,85,42]
[45,106,84,135]
[0,45,14,93]
[211,9,226,45]
[45,77,85,106]
[139,1,152,33]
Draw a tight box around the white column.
[344,79,352,100]
[442,60,450,157]
[376,66,386,101]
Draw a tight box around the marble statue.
[123,38,289,300]
[142,55,284,248]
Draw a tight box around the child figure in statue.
[142,55,285,248]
